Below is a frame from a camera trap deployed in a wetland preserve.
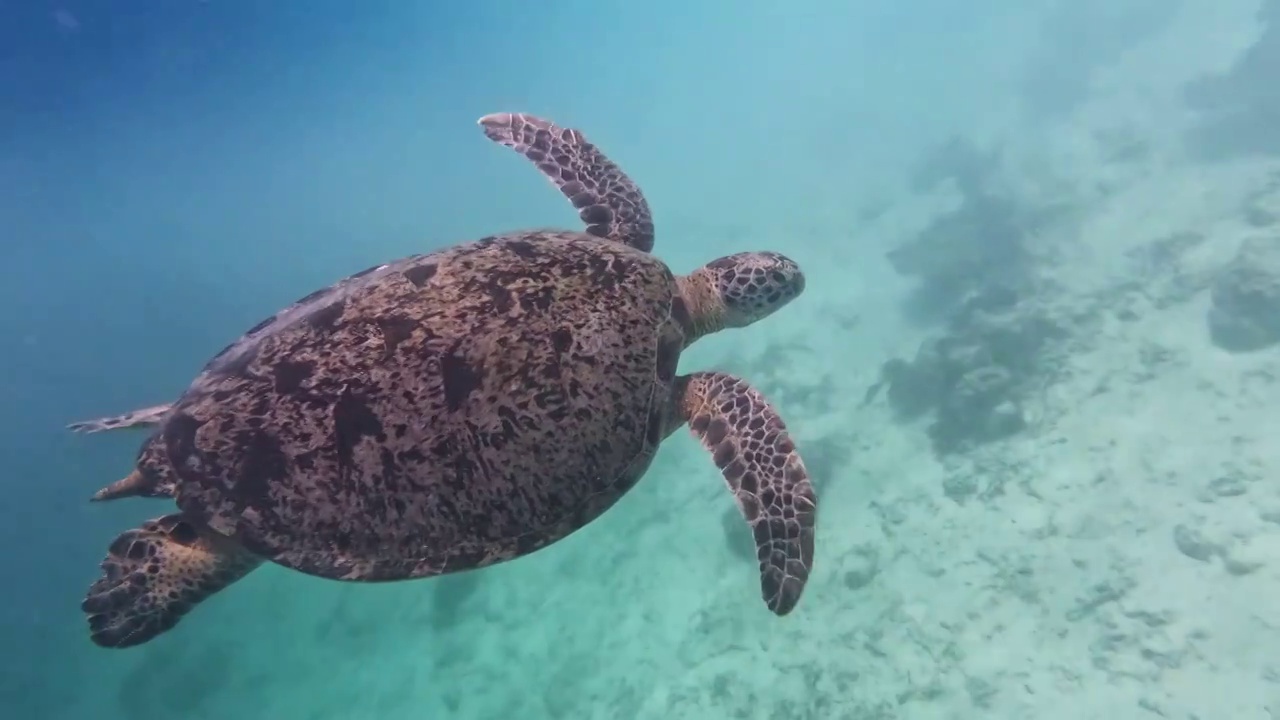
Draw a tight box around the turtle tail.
[90,434,177,502]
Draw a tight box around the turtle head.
[677,251,806,341]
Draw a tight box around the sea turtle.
[71,112,817,649]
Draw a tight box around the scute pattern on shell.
[164,231,686,580]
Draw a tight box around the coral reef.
[870,284,1069,456]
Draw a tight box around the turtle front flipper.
[477,112,656,253]
[67,403,173,434]
[675,371,817,615]
[82,514,261,648]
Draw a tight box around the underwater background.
[5,1,1280,718]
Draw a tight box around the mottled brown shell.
[159,231,690,580]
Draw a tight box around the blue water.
[5,1,1278,718]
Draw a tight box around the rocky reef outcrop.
[867,284,1069,456]
[1208,235,1280,352]
[1184,0,1280,160]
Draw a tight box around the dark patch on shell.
[402,263,437,288]
[305,299,346,332]
[376,316,418,358]
[506,239,540,260]
[332,389,385,470]
[440,342,485,412]
[235,431,289,511]
[550,328,573,354]
[272,359,315,393]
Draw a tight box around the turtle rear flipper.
[81,514,261,648]
[67,403,172,434]
[676,371,817,616]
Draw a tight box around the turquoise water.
[6,2,1280,718]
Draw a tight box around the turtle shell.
[159,231,691,580]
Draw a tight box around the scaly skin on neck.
[676,270,727,347]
